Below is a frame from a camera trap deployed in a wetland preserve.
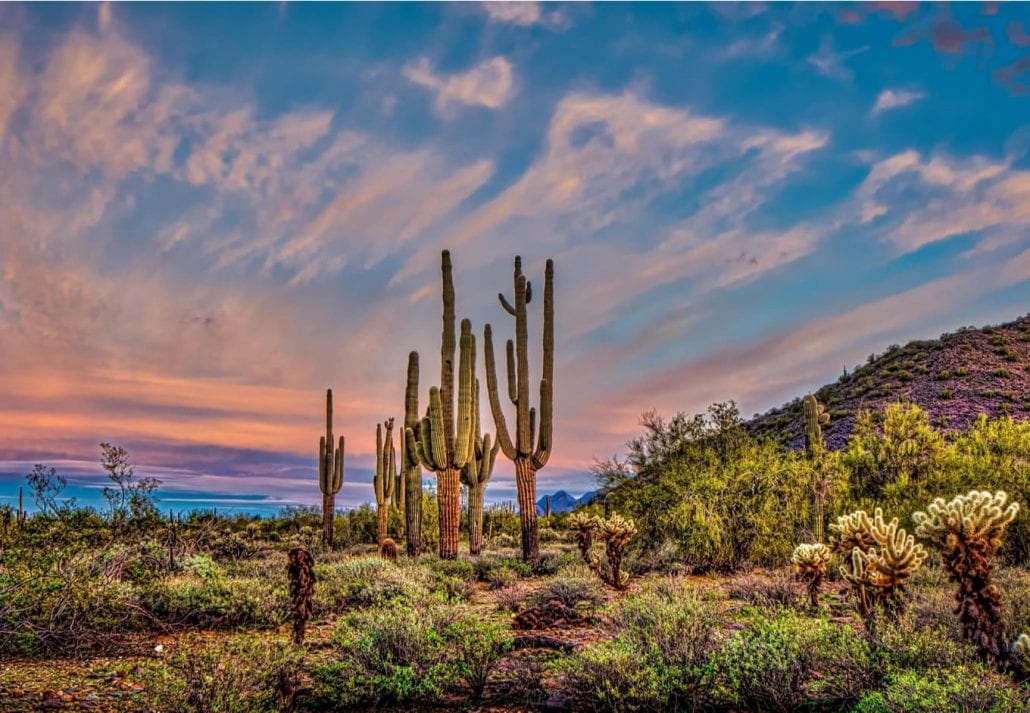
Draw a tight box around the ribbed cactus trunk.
[468,484,485,555]
[514,460,539,564]
[374,420,396,547]
[403,352,423,558]
[438,467,461,558]
[484,256,554,567]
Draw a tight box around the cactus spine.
[461,376,499,556]
[402,352,423,557]
[484,256,554,566]
[318,389,344,550]
[803,394,831,542]
[374,419,397,546]
[407,251,475,559]
[914,490,1020,664]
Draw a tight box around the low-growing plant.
[136,634,303,713]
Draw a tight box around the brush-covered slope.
[748,313,1030,450]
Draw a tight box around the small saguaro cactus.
[484,255,555,566]
[17,487,25,528]
[597,514,637,590]
[286,547,315,646]
[374,419,397,547]
[792,543,832,608]
[914,490,1020,664]
[318,389,345,550]
[803,394,832,542]
[402,352,423,557]
[407,251,476,560]
[460,377,499,556]
[568,511,598,566]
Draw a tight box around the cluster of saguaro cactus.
[569,511,597,565]
[286,547,315,645]
[374,419,397,547]
[803,394,832,542]
[914,490,1020,664]
[407,251,476,560]
[402,352,423,557]
[831,508,926,626]
[318,390,345,550]
[791,543,832,608]
[484,256,554,566]
[461,377,499,556]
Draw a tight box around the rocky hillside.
[748,313,1030,451]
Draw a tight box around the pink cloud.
[931,19,992,54]
[1008,20,1030,47]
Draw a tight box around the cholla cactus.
[286,547,315,645]
[914,490,1020,663]
[792,543,832,608]
[828,509,877,557]
[380,537,398,562]
[597,514,637,590]
[840,514,926,618]
[568,511,599,566]
[1012,633,1029,680]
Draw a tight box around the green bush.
[852,666,1026,713]
[715,610,880,710]
[530,565,604,609]
[311,600,511,708]
[135,633,302,712]
[557,638,662,712]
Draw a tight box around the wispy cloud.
[479,2,567,29]
[807,36,869,80]
[870,87,925,115]
[404,56,516,115]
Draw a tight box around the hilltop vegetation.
[749,314,1030,449]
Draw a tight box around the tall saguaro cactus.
[484,255,554,566]
[318,389,345,549]
[803,394,831,542]
[407,250,476,559]
[402,352,423,557]
[461,377,499,556]
[374,419,397,546]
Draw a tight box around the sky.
[1,1,1029,515]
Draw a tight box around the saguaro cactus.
[374,419,397,547]
[914,490,1020,664]
[461,378,499,556]
[318,389,345,550]
[484,255,554,566]
[803,394,831,542]
[407,250,476,559]
[792,543,832,608]
[286,547,315,645]
[402,352,423,557]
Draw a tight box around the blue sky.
[0,2,1028,514]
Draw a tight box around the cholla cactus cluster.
[831,508,926,623]
[914,490,1020,663]
[566,512,637,590]
[791,543,832,608]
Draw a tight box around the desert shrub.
[715,610,880,710]
[311,601,511,707]
[0,548,145,655]
[558,585,721,712]
[724,569,800,608]
[494,583,526,613]
[313,557,431,611]
[531,566,605,609]
[135,633,302,712]
[139,574,285,629]
[877,615,977,672]
[473,556,531,589]
[557,638,662,712]
[852,665,1026,713]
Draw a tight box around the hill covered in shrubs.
[749,313,1030,450]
